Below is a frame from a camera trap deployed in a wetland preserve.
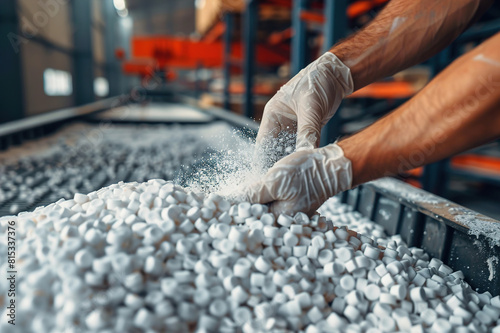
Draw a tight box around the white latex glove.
[244,143,352,216]
[257,52,354,151]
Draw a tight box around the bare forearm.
[338,33,500,186]
[331,0,492,91]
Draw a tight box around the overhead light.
[120,16,133,29]
[195,0,206,9]
[117,8,128,17]
[94,77,109,97]
[43,69,72,96]
[113,0,126,11]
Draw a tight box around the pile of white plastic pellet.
[1,180,499,333]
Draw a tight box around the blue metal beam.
[291,0,308,76]
[243,0,258,119]
[223,13,233,110]
[456,19,500,43]
[72,0,95,105]
[102,0,121,97]
[0,0,24,123]
[320,0,348,146]
[322,0,348,53]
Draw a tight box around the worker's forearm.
[338,33,500,187]
[331,0,492,91]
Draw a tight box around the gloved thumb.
[270,200,317,217]
[243,179,275,205]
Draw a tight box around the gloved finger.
[269,200,296,217]
[256,111,281,146]
[296,114,323,151]
[243,180,275,205]
[270,198,319,218]
[256,94,297,145]
[255,112,297,170]
[256,110,297,146]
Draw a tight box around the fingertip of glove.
[269,201,294,218]
[241,180,264,204]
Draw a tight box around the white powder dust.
[369,178,444,205]
[486,256,498,281]
[452,209,500,248]
[183,130,297,201]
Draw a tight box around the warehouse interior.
[1,0,500,332]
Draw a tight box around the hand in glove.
[244,143,352,216]
[257,52,353,151]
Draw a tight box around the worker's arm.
[332,0,493,90]
[339,32,500,186]
[245,33,500,216]
[256,0,492,152]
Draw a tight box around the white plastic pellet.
[318,249,334,266]
[378,316,396,332]
[311,235,326,249]
[74,248,94,269]
[194,288,211,307]
[386,261,403,276]
[410,287,427,302]
[307,306,323,324]
[233,307,252,326]
[144,256,163,275]
[412,273,426,287]
[364,284,381,301]
[293,246,307,257]
[232,286,249,305]
[290,224,303,234]
[340,275,356,291]
[430,318,452,333]
[234,258,251,278]
[373,303,392,319]
[259,213,274,225]
[380,273,395,288]
[277,214,293,227]
[390,285,407,301]
[307,245,319,260]
[176,239,193,255]
[228,226,248,243]
[238,202,252,218]
[254,256,271,273]
[345,259,358,273]
[324,262,345,277]
[344,305,361,322]
[209,299,228,317]
[199,314,219,331]
[92,257,111,275]
[273,270,289,287]
[283,232,299,247]
[263,225,278,238]
[379,293,397,306]
[179,219,194,234]
[335,247,354,262]
[74,193,89,204]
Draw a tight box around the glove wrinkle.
[256,52,353,153]
[244,143,353,216]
